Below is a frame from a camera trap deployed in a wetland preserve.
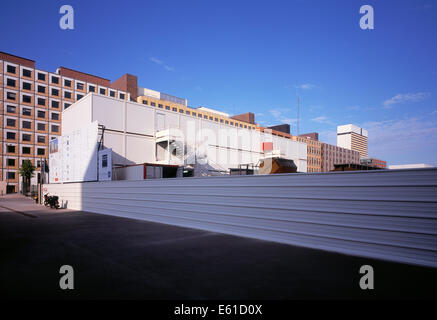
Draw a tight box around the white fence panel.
[44,168,437,268]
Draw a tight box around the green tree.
[19,160,35,195]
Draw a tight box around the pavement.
[0,194,436,300]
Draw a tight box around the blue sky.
[1,0,436,165]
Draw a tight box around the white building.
[389,164,434,170]
[337,124,368,158]
[59,93,307,178]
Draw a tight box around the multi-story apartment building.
[321,142,361,172]
[337,124,368,158]
[0,52,130,193]
[292,133,322,172]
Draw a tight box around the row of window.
[4,119,59,132]
[4,145,46,156]
[3,79,119,100]
[3,64,127,99]
[141,100,253,129]
[5,132,48,143]
[5,90,76,104]
[5,105,59,119]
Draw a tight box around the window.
[51,113,59,120]
[230,121,234,125]
[22,69,32,77]
[158,104,163,108]
[76,94,84,100]
[64,79,72,87]
[220,119,224,123]
[198,113,202,118]
[37,136,45,143]
[64,91,71,99]
[151,102,156,107]
[22,108,31,116]
[76,83,84,90]
[23,82,32,90]
[7,172,15,180]
[172,107,177,112]
[22,134,31,142]
[37,110,46,118]
[7,145,16,153]
[51,88,59,96]
[7,65,16,74]
[64,103,71,109]
[37,73,46,81]
[37,123,46,131]
[51,76,59,84]
[6,105,16,113]
[89,85,95,92]
[7,159,15,166]
[37,160,41,168]
[7,119,16,127]
[142,100,148,105]
[6,132,16,140]
[204,115,208,119]
[209,116,213,120]
[7,78,16,87]
[165,106,170,110]
[7,92,16,100]
[22,147,31,154]
[99,88,105,95]
[37,97,46,106]
[102,155,108,168]
[37,85,46,94]
[119,93,125,100]
[179,109,184,113]
[22,121,32,129]
[215,118,218,122]
[225,120,229,124]
[109,91,115,97]
[192,112,196,116]
[37,148,45,156]
[51,100,60,108]
[51,125,59,133]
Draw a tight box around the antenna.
[297,95,300,136]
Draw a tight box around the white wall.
[337,134,351,150]
[62,94,93,135]
[62,94,307,172]
[44,167,437,268]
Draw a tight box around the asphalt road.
[0,194,436,299]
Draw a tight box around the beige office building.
[337,124,368,158]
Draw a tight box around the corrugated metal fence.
[44,168,437,268]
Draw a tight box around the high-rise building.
[0,51,131,193]
[337,124,368,158]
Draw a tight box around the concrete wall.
[44,168,437,268]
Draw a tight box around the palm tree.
[19,160,35,195]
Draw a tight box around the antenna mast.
[297,95,300,136]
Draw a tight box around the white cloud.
[269,109,297,125]
[382,92,430,109]
[149,57,174,72]
[311,116,330,123]
[361,117,437,161]
[295,83,316,90]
